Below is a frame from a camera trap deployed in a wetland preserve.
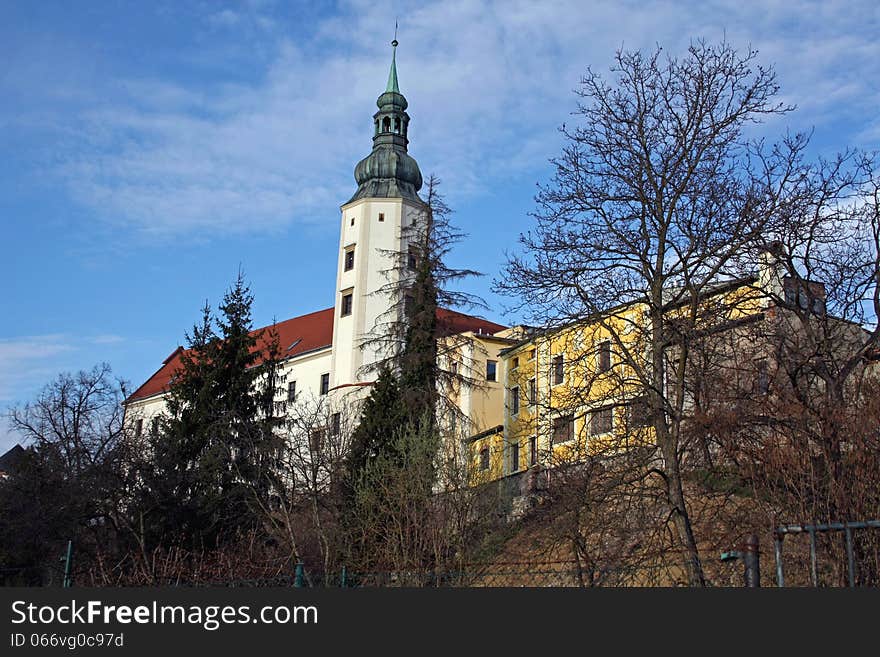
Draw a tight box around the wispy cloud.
[17,0,880,242]
[0,335,76,402]
[0,334,129,403]
[90,334,126,345]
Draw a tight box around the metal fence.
[773,520,880,587]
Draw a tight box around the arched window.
[394,117,401,133]
[382,116,391,132]
[375,120,379,136]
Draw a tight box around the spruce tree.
[143,272,279,548]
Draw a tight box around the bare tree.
[497,40,811,585]
[2,363,135,584]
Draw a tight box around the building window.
[341,291,353,317]
[320,373,330,395]
[783,278,826,315]
[331,412,341,436]
[287,380,297,402]
[344,248,355,271]
[552,415,574,444]
[150,417,160,438]
[511,357,519,370]
[528,378,536,406]
[528,348,536,361]
[553,355,564,385]
[589,407,613,436]
[309,429,323,452]
[134,419,143,438]
[486,360,497,382]
[510,386,520,415]
[378,212,385,222]
[350,217,355,227]
[626,396,652,428]
[756,359,769,395]
[450,361,458,375]
[510,441,520,472]
[480,447,490,471]
[274,401,287,416]
[407,246,418,270]
[597,341,612,372]
[529,436,538,466]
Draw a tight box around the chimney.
[757,241,785,299]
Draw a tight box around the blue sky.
[2,0,878,452]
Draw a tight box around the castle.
[124,42,837,491]
[124,41,518,472]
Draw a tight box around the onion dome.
[348,39,424,204]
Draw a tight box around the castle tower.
[330,39,426,389]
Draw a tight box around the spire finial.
[386,21,400,93]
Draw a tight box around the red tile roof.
[436,308,507,337]
[126,307,506,403]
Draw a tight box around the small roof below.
[0,444,26,475]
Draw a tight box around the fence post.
[743,534,760,588]
[844,525,856,587]
[62,540,73,588]
[774,529,785,588]
[294,562,305,587]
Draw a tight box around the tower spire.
[386,24,400,94]
[348,29,422,204]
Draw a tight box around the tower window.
[341,292,353,317]
[350,217,355,227]
[394,117,401,133]
[320,373,330,395]
[344,248,355,271]
[378,212,385,222]
[407,245,418,270]
[382,116,391,132]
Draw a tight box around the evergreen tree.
[143,272,280,548]
[344,367,409,483]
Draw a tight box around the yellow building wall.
[477,281,766,484]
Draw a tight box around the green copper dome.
[347,40,423,205]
